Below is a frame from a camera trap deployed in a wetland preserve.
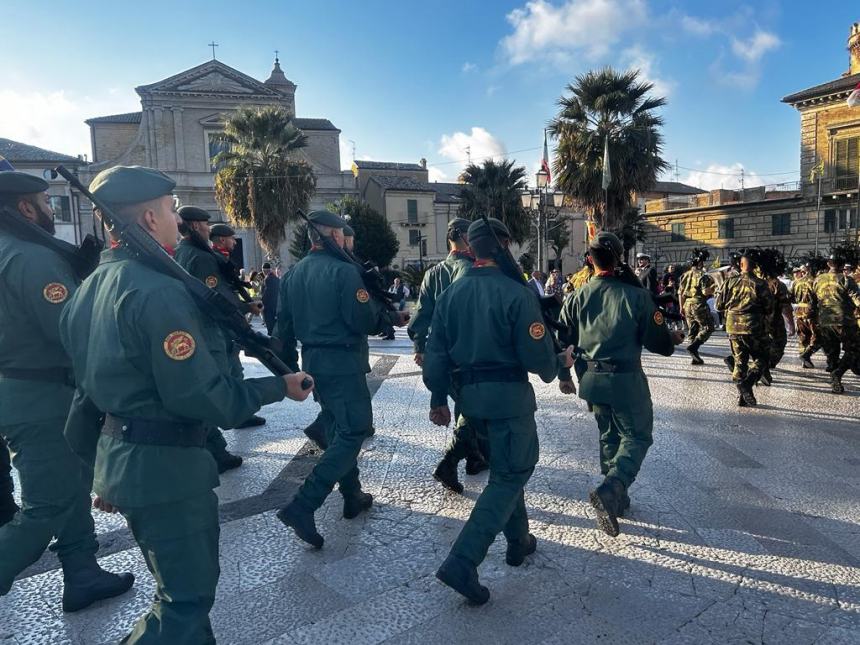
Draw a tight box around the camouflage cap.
[307,210,345,229]
[177,205,211,221]
[0,171,49,195]
[209,223,236,238]
[588,231,623,257]
[467,217,511,242]
[89,165,176,207]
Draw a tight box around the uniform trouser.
[796,314,818,357]
[295,373,370,510]
[729,334,768,382]
[228,342,244,379]
[592,399,653,489]
[0,418,98,594]
[769,319,788,368]
[0,436,15,513]
[121,491,219,645]
[818,324,860,378]
[442,388,487,463]
[205,427,230,461]
[450,415,537,566]
[684,300,714,347]
[263,312,276,336]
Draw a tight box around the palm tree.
[214,106,316,256]
[548,67,668,232]
[458,159,530,244]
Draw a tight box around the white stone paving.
[1,330,859,644]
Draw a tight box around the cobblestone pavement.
[2,330,858,644]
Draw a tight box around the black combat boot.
[303,418,329,450]
[800,352,815,369]
[433,456,464,494]
[276,501,324,548]
[687,342,704,365]
[589,477,625,537]
[723,355,735,372]
[365,425,376,438]
[436,554,490,605]
[618,491,631,518]
[831,372,845,394]
[825,360,835,373]
[505,533,537,566]
[216,452,243,474]
[235,415,266,429]
[61,559,135,613]
[739,374,758,406]
[758,368,772,386]
[343,492,373,519]
[464,452,489,476]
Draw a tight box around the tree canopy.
[457,159,531,244]
[328,197,399,268]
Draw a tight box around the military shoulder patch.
[43,282,69,304]
[163,331,196,361]
[528,321,546,340]
[356,288,370,303]
[205,275,218,288]
[653,310,664,326]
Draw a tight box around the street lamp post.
[521,171,565,272]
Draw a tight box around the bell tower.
[849,22,860,75]
[264,54,297,117]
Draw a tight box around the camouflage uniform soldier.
[792,263,819,368]
[678,249,715,364]
[812,254,860,393]
[766,276,794,373]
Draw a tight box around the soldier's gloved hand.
[670,330,685,345]
[558,345,575,369]
[392,311,410,327]
[93,496,119,514]
[559,380,576,395]
[284,372,314,401]
[429,405,451,427]
[413,353,424,367]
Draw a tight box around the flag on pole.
[848,82,860,108]
[601,136,612,190]
[541,130,552,183]
[0,155,14,172]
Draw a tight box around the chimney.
[849,22,860,75]
[419,158,427,169]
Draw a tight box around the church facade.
[81,57,354,267]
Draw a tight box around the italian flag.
[848,82,860,108]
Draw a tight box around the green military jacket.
[715,271,773,335]
[408,250,473,353]
[791,274,815,319]
[0,233,78,424]
[59,247,287,507]
[423,265,561,419]
[812,272,860,327]
[560,275,675,409]
[276,249,394,376]
[679,267,714,302]
[768,278,791,327]
[174,237,242,309]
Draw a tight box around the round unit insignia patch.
[43,282,69,304]
[205,275,218,288]
[653,310,665,326]
[163,331,196,361]
[528,322,546,340]
[356,288,370,303]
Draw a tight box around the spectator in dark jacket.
[261,262,280,335]
[635,253,659,296]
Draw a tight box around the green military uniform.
[715,269,774,405]
[0,436,16,525]
[408,218,486,491]
[812,267,860,392]
[679,260,715,362]
[559,233,675,537]
[60,166,288,643]
[791,270,818,365]
[767,278,792,369]
[276,211,397,547]
[424,218,561,604]
[0,171,133,610]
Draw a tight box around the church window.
[407,199,418,224]
[834,137,859,191]
[206,131,231,172]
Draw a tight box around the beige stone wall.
[797,101,860,196]
[385,191,437,269]
[91,123,141,164]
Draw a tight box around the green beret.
[447,217,471,234]
[307,210,345,229]
[209,223,236,238]
[0,171,49,195]
[178,205,211,222]
[89,166,175,207]
[343,224,355,237]
[588,231,623,257]
[467,217,510,241]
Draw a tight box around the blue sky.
[1,0,857,189]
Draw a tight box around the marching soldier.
[812,253,860,393]
[0,170,134,611]
[762,251,795,380]
[275,211,408,548]
[60,165,313,643]
[424,217,573,604]
[408,218,488,494]
[715,250,774,406]
[791,262,819,368]
[174,205,245,473]
[558,232,681,537]
[678,249,715,364]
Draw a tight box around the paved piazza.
[1,329,858,645]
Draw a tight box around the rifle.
[297,209,406,319]
[53,165,311,389]
[185,227,256,305]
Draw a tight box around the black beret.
[89,166,176,207]
[178,205,211,222]
[209,223,236,238]
[0,171,49,195]
[307,210,345,229]
[467,217,510,241]
[589,231,623,256]
[447,217,471,234]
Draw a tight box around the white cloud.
[501,0,647,65]
[437,126,507,178]
[682,163,764,191]
[620,46,674,97]
[0,88,138,159]
[462,62,478,73]
[731,30,780,63]
[680,15,715,36]
[428,166,448,182]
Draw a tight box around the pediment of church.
[136,60,282,98]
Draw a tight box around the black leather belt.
[584,359,641,374]
[0,367,75,387]
[453,366,528,386]
[102,414,207,448]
